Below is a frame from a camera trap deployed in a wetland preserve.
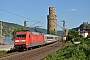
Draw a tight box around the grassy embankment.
[0,48,16,56]
[0,50,7,56]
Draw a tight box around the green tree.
[66,30,80,41]
[69,30,78,37]
[49,30,57,35]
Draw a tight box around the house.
[78,28,90,38]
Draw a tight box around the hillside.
[0,21,22,37]
[0,21,63,37]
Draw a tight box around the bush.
[42,40,90,60]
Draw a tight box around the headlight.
[22,40,26,42]
[15,40,19,42]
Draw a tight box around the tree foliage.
[49,30,57,35]
[66,30,85,42]
[68,30,79,37]
[42,39,90,60]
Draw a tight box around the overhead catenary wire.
[7,0,44,19]
[1,0,61,30]
[0,8,62,30]
[0,8,42,23]
[6,0,46,25]
[30,21,41,27]
[1,0,54,29]
[0,8,46,26]
[0,8,45,29]
[53,21,63,28]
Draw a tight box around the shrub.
[42,40,90,60]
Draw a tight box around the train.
[14,30,60,51]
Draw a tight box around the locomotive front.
[14,32,27,50]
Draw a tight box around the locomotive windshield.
[16,34,26,38]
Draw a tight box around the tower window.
[54,29,55,31]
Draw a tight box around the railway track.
[0,40,65,60]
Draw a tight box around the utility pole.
[0,21,4,44]
[24,20,27,30]
[61,20,67,41]
[0,22,2,37]
[61,20,66,36]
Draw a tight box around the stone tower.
[47,7,57,34]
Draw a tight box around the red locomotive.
[14,30,60,51]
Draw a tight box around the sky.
[0,0,90,30]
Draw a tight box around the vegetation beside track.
[42,40,90,60]
[0,48,16,56]
[0,50,7,56]
[42,30,90,60]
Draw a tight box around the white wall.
[84,33,88,37]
